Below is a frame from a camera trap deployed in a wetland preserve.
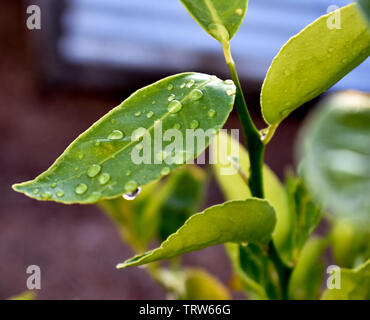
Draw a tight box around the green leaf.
[183,268,231,300]
[261,3,370,125]
[117,198,276,268]
[179,0,248,44]
[299,91,370,225]
[8,291,36,300]
[211,132,291,264]
[358,0,370,23]
[158,165,206,241]
[12,73,235,204]
[321,259,370,300]
[288,237,327,300]
[283,172,323,263]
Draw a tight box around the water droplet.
[51,183,57,188]
[111,119,116,124]
[167,84,174,90]
[56,190,65,197]
[284,70,291,76]
[132,127,147,141]
[160,167,171,176]
[235,8,243,16]
[126,170,131,176]
[224,79,234,85]
[180,83,186,88]
[95,141,100,146]
[173,123,181,130]
[167,100,183,114]
[99,173,111,185]
[168,94,176,102]
[226,88,236,96]
[125,180,138,193]
[190,120,199,129]
[189,89,203,101]
[208,23,230,43]
[40,191,52,199]
[74,167,79,171]
[152,100,156,105]
[285,101,292,107]
[32,189,39,194]
[122,187,141,200]
[186,80,195,88]
[78,153,84,160]
[108,130,124,140]
[207,109,216,118]
[135,111,141,117]
[342,58,348,63]
[87,164,101,178]
[328,47,334,53]
[146,111,154,118]
[75,183,88,195]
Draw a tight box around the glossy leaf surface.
[179,0,248,43]
[13,73,235,204]
[261,3,370,125]
[117,199,276,268]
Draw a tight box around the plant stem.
[222,42,292,299]
[223,43,264,198]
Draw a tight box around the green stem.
[223,43,264,198]
[222,42,292,299]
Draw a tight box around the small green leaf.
[117,198,276,268]
[8,291,36,300]
[321,259,370,300]
[283,172,323,263]
[12,73,235,204]
[358,0,370,23]
[179,0,248,44]
[261,3,370,125]
[184,268,231,300]
[288,237,327,300]
[299,91,370,225]
[211,132,291,264]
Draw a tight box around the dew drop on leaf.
[108,130,124,140]
[189,89,203,101]
[123,187,141,200]
[190,120,200,129]
[167,100,183,114]
[167,84,174,90]
[135,111,142,117]
[168,94,176,102]
[87,164,102,178]
[56,190,65,197]
[51,183,57,188]
[207,109,216,118]
[33,189,39,194]
[41,191,52,199]
[160,167,171,176]
[146,111,154,118]
[99,173,111,185]
[186,80,195,88]
[75,183,88,195]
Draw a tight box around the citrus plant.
[13,1,370,299]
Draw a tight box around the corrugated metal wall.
[59,0,369,91]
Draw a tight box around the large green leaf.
[261,3,370,125]
[358,0,370,23]
[299,91,370,225]
[117,198,276,268]
[12,73,235,204]
[288,237,326,300]
[321,259,370,300]
[179,0,248,44]
[211,132,292,264]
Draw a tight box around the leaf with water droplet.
[116,198,276,268]
[179,0,248,44]
[261,3,370,125]
[12,73,235,204]
[299,91,370,225]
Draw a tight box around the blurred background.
[1,0,368,299]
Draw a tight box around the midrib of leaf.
[204,0,223,27]
[41,77,214,187]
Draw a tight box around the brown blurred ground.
[0,1,305,299]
